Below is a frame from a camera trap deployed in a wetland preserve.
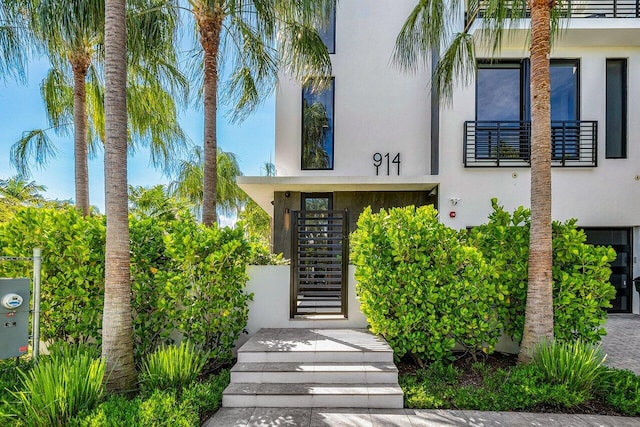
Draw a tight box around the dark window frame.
[318,1,336,54]
[550,58,581,121]
[605,58,628,159]
[475,59,529,122]
[476,58,581,121]
[301,193,334,211]
[301,78,336,171]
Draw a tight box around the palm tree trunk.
[197,9,223,226]
[102,0,136,393]
[519,0,554,363]
[72,60,91,216]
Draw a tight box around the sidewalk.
[204,408,640,426]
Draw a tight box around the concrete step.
[237,349,393,363]
[230,362,399,384]
[222,382,404,408]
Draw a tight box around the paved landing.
[602,314,640,374]
[237,328,392,355]
[204,408,640,426]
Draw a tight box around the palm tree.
[21,0,105,216]
[11,0,187,216]
[394,0,559,362]
[169,146,246,220]
[102,0,136,393]
[0,176,46,204]
[129,184,191,221]
[0,0,30,82]
[182,0,334,225]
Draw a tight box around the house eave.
[238,175,440,216]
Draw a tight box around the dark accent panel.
[431,50,440,175]
[273,191,301,259]
[606,58,627,158]
[583,227,633,313]
[334,191,437,233]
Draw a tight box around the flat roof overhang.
[470,18,640,49]
[238,176,440,216]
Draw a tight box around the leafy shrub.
[129,216,178,363]
[596,369,640,416]
[0,208,253,365]
[246,237,288,265]
[468,199,616,344]
[401,361,590,411]
[531,340,605,400]
[140,342,208,393]
[162,221,252,368]
[71,391,197,427]
[181,369,230,423]
[70,369,230,427]
[351,205,507,363]
[10,345,105,426]
[0,208,105,345]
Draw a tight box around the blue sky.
[0,58,275,213]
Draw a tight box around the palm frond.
[40,67,74,130]
[433,32,476,102]
[10,130,59,176]
[393,0,449,73]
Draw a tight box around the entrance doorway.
[290,193,348,317]
[583,227,633,313]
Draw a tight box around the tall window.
[476,60,529,159]
[302,79,335,170]
[550,60,580,159]
[606,59,627,158]
[475,59,580,159]
[476,61,527,121]
[477,59,579,121]
[318,1,336,53]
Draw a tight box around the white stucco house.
[238,0,640,326]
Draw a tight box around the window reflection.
[302,79,334,170]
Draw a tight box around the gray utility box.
[0,278,30,359]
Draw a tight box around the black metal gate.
[290,210,349,317]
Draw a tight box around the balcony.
[466,0,640,26]
[463,120,597,167]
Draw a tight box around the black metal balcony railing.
[463,120,597,167]
[466,0,640,26]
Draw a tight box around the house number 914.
[373,152,400,176]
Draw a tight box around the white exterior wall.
[438,45,640,231]
[275,0,431,177]
[237,265,368,348]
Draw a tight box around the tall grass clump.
[11,345,105,426]
[532,340,605,399]
[141,342,208,393]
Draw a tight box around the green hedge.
[351,202,616,364]
[0,208,252,365]
[351,205,507,363]
[469,200,616,344]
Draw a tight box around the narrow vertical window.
[302,79,335,170]
[318,1,336,53]
[606,59,627,158]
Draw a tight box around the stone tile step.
[230,362,399,384]
[237,349,393,363]
[222,383,404,408]
[239,328,392,353]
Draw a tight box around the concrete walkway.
[205,315,640,426]
[601,314,640,374]
[205,408,640,426]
